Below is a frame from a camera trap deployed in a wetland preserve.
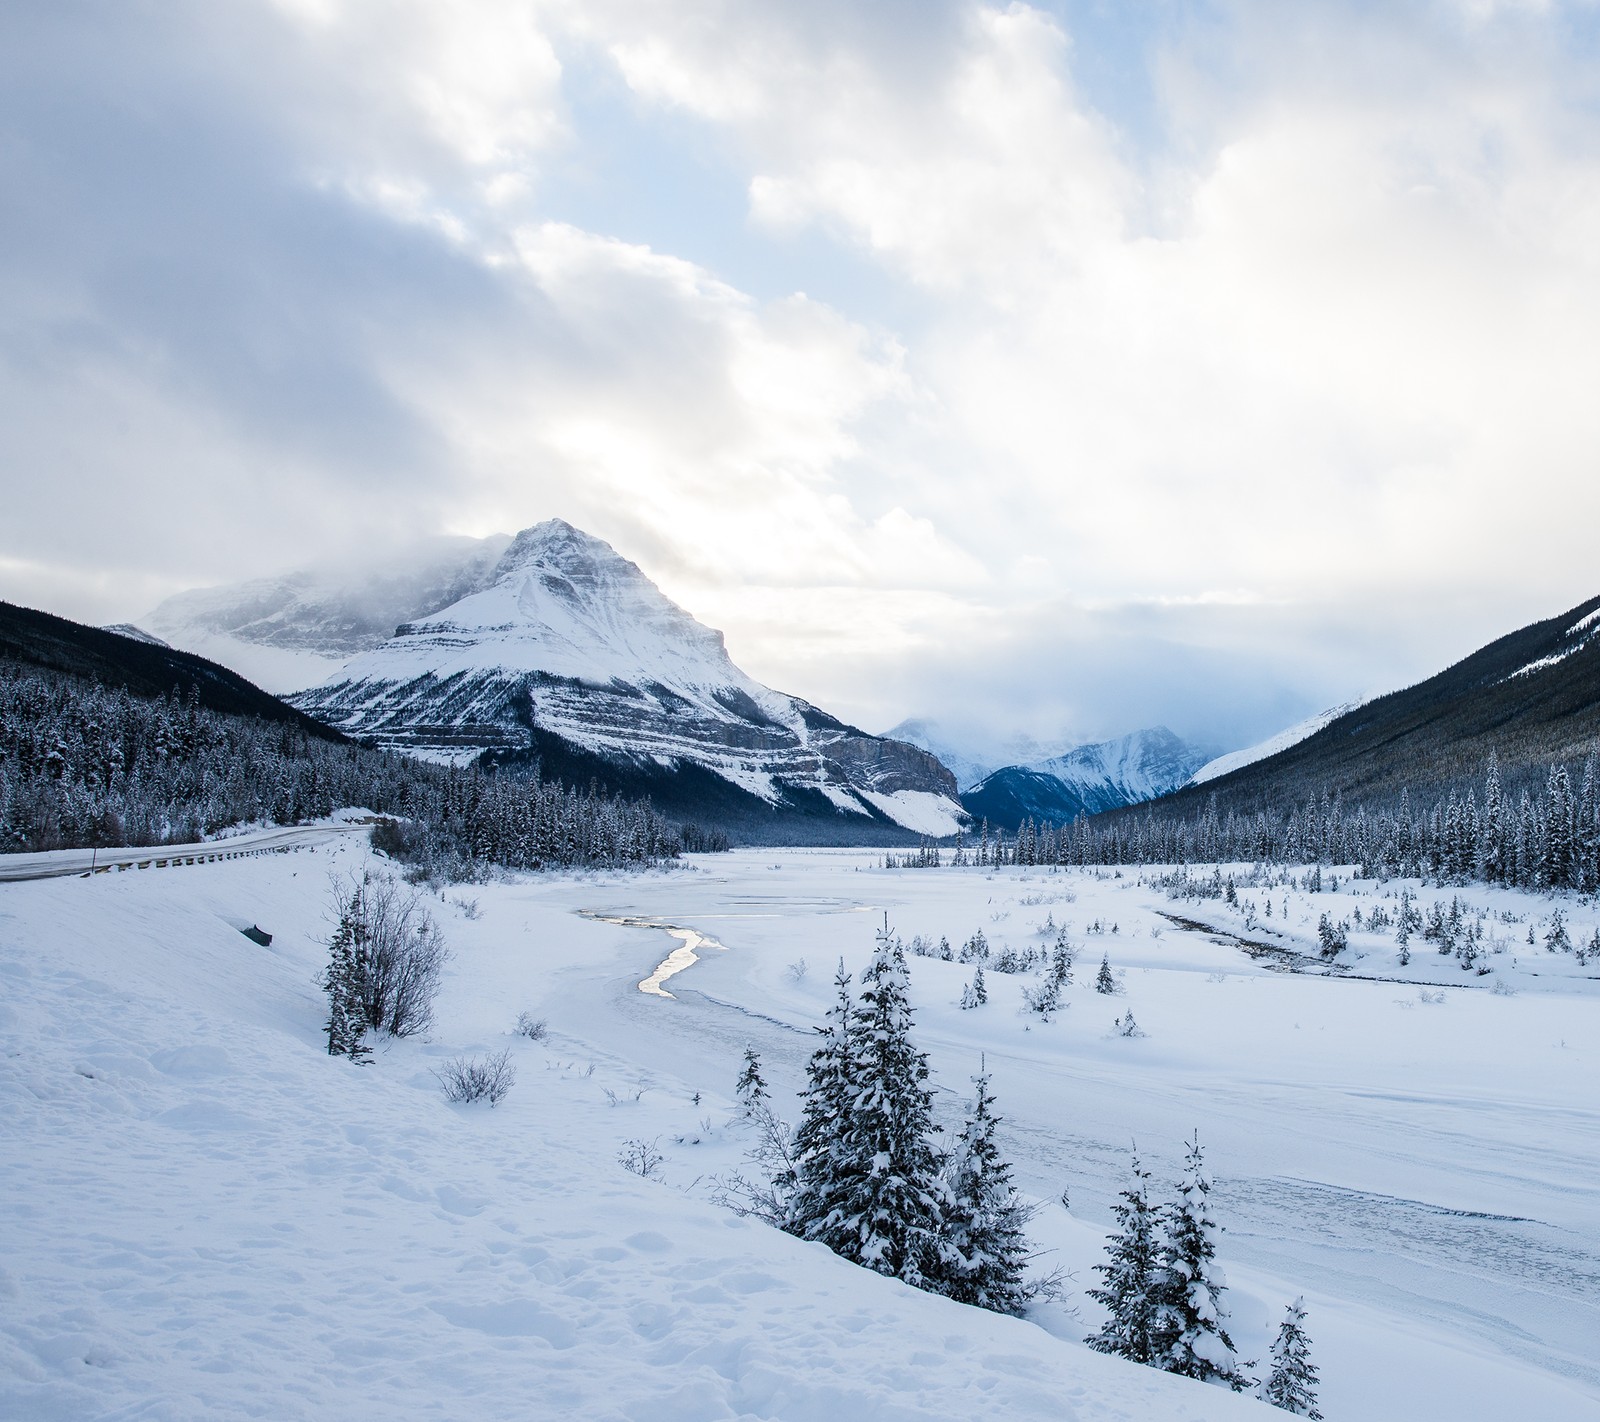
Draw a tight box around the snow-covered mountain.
[1188,700,1368,787]
[142,533,513,693]
[291,521,962,837]
[880,718,1071,793]
[961,727,1211,830]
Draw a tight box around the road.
[0,821,374,883]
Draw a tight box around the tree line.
[950,750,1599,892]
[0,657,687,873]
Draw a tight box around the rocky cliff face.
[290,521,962,837]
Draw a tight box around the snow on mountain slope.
[143,533,513,694]
[1503,605,1600,681]
[1189,701,1367,787]
[100,623,170,647]
[293,521,962,834]
[1027,727,1210,808]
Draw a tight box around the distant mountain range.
[959,727,1213,830]
[1138,592,1600,817]
[119,522,1599,844]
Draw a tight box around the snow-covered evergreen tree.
[937,1071,1031,1314]
[1085,1152,1159,1363]
[1096,953,1116,994]
[1050,930,1074,985]
[321,900,371,1063]
[1150,1135,1248,1389]
[736,1045,768,1116]
[788,928,949,1288]
[958,966,987,1010]
[822,928,947,1287]
[1260,1297,1323,1418]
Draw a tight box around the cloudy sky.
[5,0,1600,753]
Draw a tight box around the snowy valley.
[4,838,1597,1420]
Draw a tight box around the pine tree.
[1150,1134,1247,1389]
[1545,764,1576,889]
[1260,1298,1323,1418]
[804,929,947,1287]
[1096,954,1116,994]
[321,900,371,1063]
[1085,1152,1159,1363]
[938,1071,1031,1314]
[736,1045,768,1116]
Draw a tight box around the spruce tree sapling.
[1260,1298,1323,1418]
[1085,1153,1159,1363]
[1096,954,1116,994]
[735,1045,768,1117]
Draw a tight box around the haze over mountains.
[144,534,513,694]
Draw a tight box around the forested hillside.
[0,657,686,874]
[1159,593,1600,815]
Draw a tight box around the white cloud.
[7,0,1600,748]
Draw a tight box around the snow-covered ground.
[3,843,1598,1420]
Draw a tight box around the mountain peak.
[492,519,635,582]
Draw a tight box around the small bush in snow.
[785,958,809,984]
[1113,1011,1145,1038]
[619,1138,665,1178]
[436,1049,515,1106]
[1022,975,1061,1022]
[1490,977,1518,997]
[515,1012,548,1041]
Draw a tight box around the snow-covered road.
[0,821,373,882]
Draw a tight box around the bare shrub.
[330,870,450,1039]
[784,958,808,984]
[437,1049,515,1106]
[516,1012,548,1041]
[618,1138,664,1178]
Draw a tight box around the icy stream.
[578,911,729,998]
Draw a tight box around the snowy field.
[3,840,1598,1420]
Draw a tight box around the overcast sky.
[4,0,1600,752]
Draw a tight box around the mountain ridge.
[1136,591,1600,817]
